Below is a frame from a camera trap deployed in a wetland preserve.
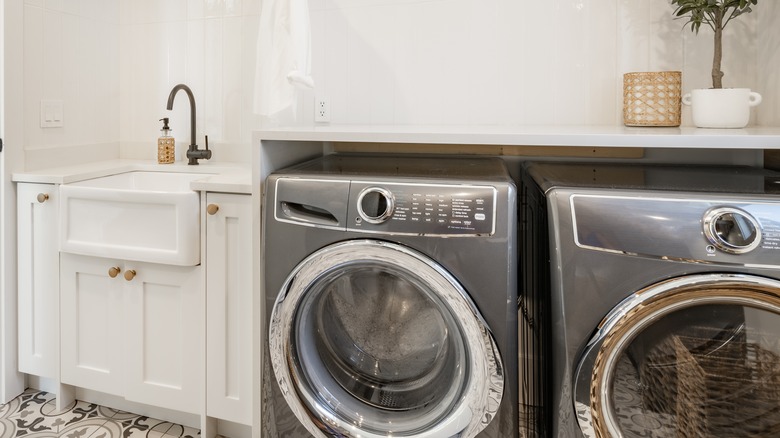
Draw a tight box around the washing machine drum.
[575,273,780,438]
[269,240,503,438]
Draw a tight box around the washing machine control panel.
[349,182,497,235]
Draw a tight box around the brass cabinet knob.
[124,269,137,281]
[37,193,49,203]
[108,266,121,278]
[207,204,219,215]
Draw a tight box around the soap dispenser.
[157,118,175,164]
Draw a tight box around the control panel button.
[357,187,394,224]
[703,207,761,254]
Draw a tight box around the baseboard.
[215,418,252,438]
[26,374,59,394]
[73,387,200,429]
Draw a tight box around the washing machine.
[262,154,518,438]
[519,161,780,438]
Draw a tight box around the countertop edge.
[12,159,252,194]
[253,125,780,149]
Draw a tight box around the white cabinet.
[17,183,59,378]
[125,261,203,413]
[61,253,204,415]
[205,193,252,425]
[60,254,123,395]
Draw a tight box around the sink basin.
[70,171,205,192]
[60,171,208,266]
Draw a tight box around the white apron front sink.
[60,171,208,266]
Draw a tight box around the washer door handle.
[280,201,339,226]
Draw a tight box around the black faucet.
[166,84,212,165]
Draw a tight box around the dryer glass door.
[575,274,780,438]
[269,239,503,438]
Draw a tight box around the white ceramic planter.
[682,88,762,128]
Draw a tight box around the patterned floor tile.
[1,389,109,437]
[113,417,174,438]
[0,390,202,438]
[161,423,200,438]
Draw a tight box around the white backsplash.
[308,0,775,127]
[22,0,120,163]
[19,0,780,166]
[117,0,261,162]
[757,1,780,127]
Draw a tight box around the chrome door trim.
[356,186,395,224]
[574,273,780,438]
[702,206,762,254]
[268,239,504,438]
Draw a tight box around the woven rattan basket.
[623,71,682,127]
[640,330,780,437]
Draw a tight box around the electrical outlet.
[315,97,330,123]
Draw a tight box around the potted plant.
[673,0,763,128]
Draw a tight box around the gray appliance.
[519,162,780,438]
[262,154,518,438]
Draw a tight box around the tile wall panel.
[23,5,45,149]
[757,1,779,126]
[118,0,261,162]
[21,0,780,166]
[465,1,524,126]
[23,1,120,165]
[307,0,776,128]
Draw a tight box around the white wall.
[17,0,780,168]
[118,0,262,163]
[2,0,27,404]
[22,0,120,170]
[308,0,778,127]
[20,0,262,167]
[757,0,780,127]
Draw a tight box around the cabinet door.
[60,253,124,395]
[205,193,252,424]
[124,261,203,415]
[17,183,59,378]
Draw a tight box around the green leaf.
[669,0,759,33]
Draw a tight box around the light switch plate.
[40,100,64,128]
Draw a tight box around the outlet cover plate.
[315,96,330,123]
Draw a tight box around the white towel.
[254,0,315,117]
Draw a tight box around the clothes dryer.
[262,154,518,437]
[520,162,780,438]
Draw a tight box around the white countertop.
[256,124,780,149]
[12,159,252,194]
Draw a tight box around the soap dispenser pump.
[157,118,175,164]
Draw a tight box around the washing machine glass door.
[269,239,503,438]
[574,273,780,438]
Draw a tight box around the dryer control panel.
[348,182,497,236]
[702,207,762,254]
[569,193,780,266]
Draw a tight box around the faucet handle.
[203,135,212,160]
